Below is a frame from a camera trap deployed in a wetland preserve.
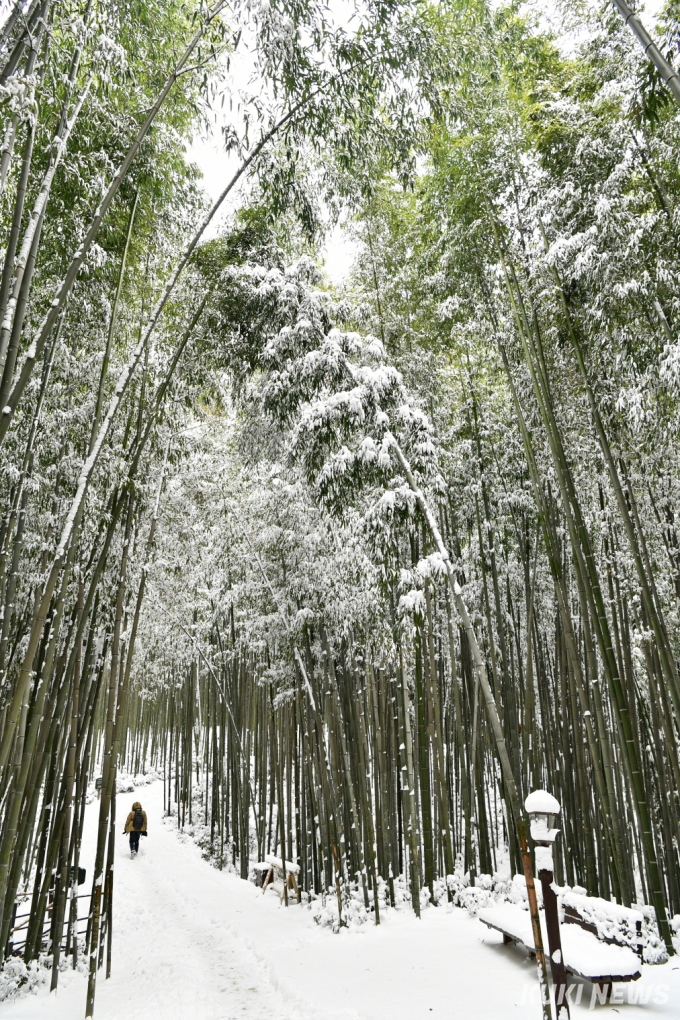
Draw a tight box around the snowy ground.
[2,779,680,1020]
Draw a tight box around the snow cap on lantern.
[525,789,561,845]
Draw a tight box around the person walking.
[124,801,147,858]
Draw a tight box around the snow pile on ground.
[82,767,165,808]
[447,867,515,914]
[0,960,47,1003]
[115,767,164,793]
[0,949,89,1005]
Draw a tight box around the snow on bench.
[478,903,642,985]
[253,855,300,875]
[253,855,301,903]
[561,890,644,958]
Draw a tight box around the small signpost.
[95,778,103,791]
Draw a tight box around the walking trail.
[2,780,679,1020]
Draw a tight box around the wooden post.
[538,866,570,1018]
[526,790,570,1019]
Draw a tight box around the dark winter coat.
[124,802,147,833]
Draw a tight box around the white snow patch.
[525,789,561,815]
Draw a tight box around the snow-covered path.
[1,780,309,1020]
[2,779,680,1019]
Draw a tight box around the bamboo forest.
[2,0,680,1017]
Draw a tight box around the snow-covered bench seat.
[561,890,644,959]
[253,854,301,902]
[478,904,642,986]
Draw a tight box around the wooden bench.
[479,900,642,1001]
[253,854,301,903]
[561,890,644,960]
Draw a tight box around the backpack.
[133,809,144,830]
